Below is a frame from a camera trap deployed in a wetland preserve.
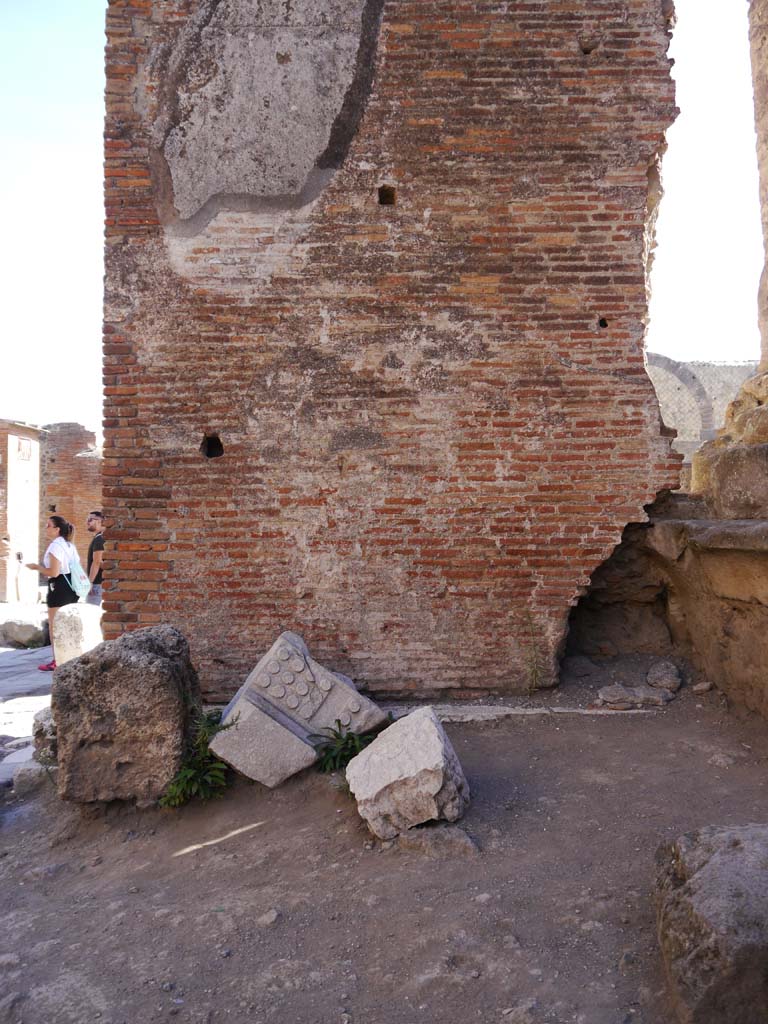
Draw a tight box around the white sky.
[646,0,763,364]
[0,0,762,445]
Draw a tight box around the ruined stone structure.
[646,357,758,465]
[104,0,684,699]
[0,420,102,603]
[39,423,103,569]
[567,0,768,717]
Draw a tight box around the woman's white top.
[43,537,77,574]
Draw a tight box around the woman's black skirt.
[47,574,79,609]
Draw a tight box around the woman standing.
[26,515,79,671]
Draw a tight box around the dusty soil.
[2,666,768,1024]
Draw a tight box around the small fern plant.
[310,716,391,773]
[160,710,233,808]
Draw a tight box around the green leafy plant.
[310,717,390,774]
[159,710,233,808]
[518,608,544,695]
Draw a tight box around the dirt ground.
[2,663,768,1024]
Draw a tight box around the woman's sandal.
[37,660,56,672]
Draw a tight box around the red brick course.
[103,0,682,700]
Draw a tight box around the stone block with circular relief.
[227,631,388,736]
[209,632,388,787]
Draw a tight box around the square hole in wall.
[378,185,396,206]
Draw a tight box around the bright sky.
[646,0,763,365]
[0,0,762,444]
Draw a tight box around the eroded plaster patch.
[153,0,382,225]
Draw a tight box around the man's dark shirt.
[87,532,105,585]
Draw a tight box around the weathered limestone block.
[345,707,470,840]
[0,604,46,648]
[155,0,374,220]
[656,825,768,1024]
[52,626,201,805]
[52,603,103,667]
[211,631,388,786]
[691,442,768,518]
[209,699,317,788]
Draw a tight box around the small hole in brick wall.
[201,434,224,459]
[48,504,56,513]
[378,184,397,206]
[598,317,609,329]
[579,37,599,55]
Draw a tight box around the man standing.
[86,511,105,606]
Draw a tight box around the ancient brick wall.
[40,423,103,569]
[104,0,681,700]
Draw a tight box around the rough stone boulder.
[646,660,682,692]
[655,824,768,1024]
[52,626,201,805]
[210,631,388,787]
[345,707,470,839]
[0,603,47,648]
[52,603,103,666]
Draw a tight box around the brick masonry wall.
[40,423,103,570]
[104,0,682,700]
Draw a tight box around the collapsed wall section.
[104,0,681,700]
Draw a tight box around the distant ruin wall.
[40,423,102,570]
[104,0,681,699]
[647,356,759,464]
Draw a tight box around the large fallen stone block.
[209,699,317,788]
[52,626,201,805]
[345,706,470,839]
[52,603,103,666]
[656,824,768,1024]
[210,631,387,787]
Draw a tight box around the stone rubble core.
[597,659,682,710]
[345,706,470,840]
[209,631,388,787]
[52,625,201,806]
[52,603,104,667]
[655,824,768,1024]
[566,492,768,717]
